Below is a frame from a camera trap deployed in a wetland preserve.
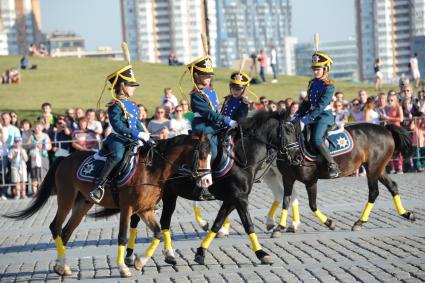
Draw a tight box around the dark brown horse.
[5,134,212,278]
[270,118,416,238]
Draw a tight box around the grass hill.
[1,55,392,122]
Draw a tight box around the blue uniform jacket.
[107,98,145,142]
[221,95,249,122]
[297,78,335,125]
[191,87,229,134]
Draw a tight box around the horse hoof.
[266,224,275,231]
[165,255,177,265]
[54,264,72,276]
[124,254,135,266]
[271,227,282,238]
[163,248,177,265]
[134,255,149,271]
[403,212,416,222]
[118,264,132,278]
[216,232,228,239]
[286,226,296,233]
[194,247,206,265]
[255,250,273,265]
[201,222,209,232]
[352,220,365,231]
[325,219,336,230]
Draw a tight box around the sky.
[40,0,355,51]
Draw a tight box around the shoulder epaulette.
[324,79,334,85]
[105,100,119,108]
[242,95,250,104]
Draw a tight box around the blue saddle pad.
[213,139,235,178]
[76,153,138,187]
[300,128,354,161]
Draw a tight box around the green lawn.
[1,55,394,122]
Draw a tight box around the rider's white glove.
[138,132,150,142]
[229,120,238,129]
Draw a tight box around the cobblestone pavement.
[0,173,424,282]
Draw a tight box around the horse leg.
[306,182,336,230]
[194,202,235,265]
[217,211,231,238]
[264,168,282,231]
[160,193,178,265]
[134,210,162,271]
[61,196,93,244]
[352,177,380,231]
[287,188,301,233]
[124,214,141,266]
[49,186,78,276]
[233,199,273,264]
[193,201,209,231]
[379,173,416,221]
[117,206,133,278]
[271,176,295,238]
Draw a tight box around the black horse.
[98,111,288,268]
[270,116,416,238]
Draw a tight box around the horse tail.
[4,156,65,220]
[385,124,414,158]
[88,208,120,218]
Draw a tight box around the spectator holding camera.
[8,137,28,199]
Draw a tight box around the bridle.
[277,119,303,166]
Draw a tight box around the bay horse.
[270,117,416,238]
[116,111,291,267]
[4,134,212,278]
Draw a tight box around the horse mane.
[154,134,191,153]
[240,110,287,134]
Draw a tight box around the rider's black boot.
[318,142,341,179]
[89,160,116,204]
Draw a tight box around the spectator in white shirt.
[410,53,421,88]
[169,105,191,137]
[86,109,103,141]
[161,88,179,107]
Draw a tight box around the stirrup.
[328,164,341,179]
[89,186,105,204]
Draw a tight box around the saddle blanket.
[213,138,235,178]
[300,128,354,162]
[76,153,138,187]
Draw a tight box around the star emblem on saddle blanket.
[83,163,95,175]
[336,137,348,148]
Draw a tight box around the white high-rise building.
[215,0,293,73]
[121,0,217,65]
[356,0,425,82]
[0,0,18,55]
[0,0,42,55]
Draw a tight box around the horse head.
[191,133,213,189]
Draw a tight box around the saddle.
[299,124,354,162]
[77,143,140,188]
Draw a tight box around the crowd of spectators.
[1,81,425,200]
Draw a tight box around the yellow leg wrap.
[267,200,280,219]
[194,207,203,223]
[314,210,328,224]
[393,195,407,215]
[292,199,300,222]
[145,237,160,257]
[127,228,137,250]
[163,229,172,250]
[116,245,126,265]
[248,233,262,252]
[360,202,374,222]
[278,209,288,227]
[54,236,66,258]
[200,231,216,249]
[223,217,231,229]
